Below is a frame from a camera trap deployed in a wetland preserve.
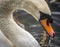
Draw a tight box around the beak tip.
[52,32,55,38]
[49,32,55,38]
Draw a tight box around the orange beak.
[40,19,55,37]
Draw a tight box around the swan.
[0,0,55,47]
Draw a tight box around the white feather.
[0,30,14,47]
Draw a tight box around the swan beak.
[39,19,55,37]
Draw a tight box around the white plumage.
[0,0,51,47]
[0,30,13,47]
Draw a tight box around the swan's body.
[0,30,13,47]
[0,0,54,47]
[0,17,40,47]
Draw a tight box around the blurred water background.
[13,0,60,47]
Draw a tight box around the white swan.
[0,0,55,47]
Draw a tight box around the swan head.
[18,0,55,37]
[21,0,55,37]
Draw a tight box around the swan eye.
[39,11,47,20]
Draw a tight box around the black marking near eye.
[39,11,48,20]
[39,11,53,25]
